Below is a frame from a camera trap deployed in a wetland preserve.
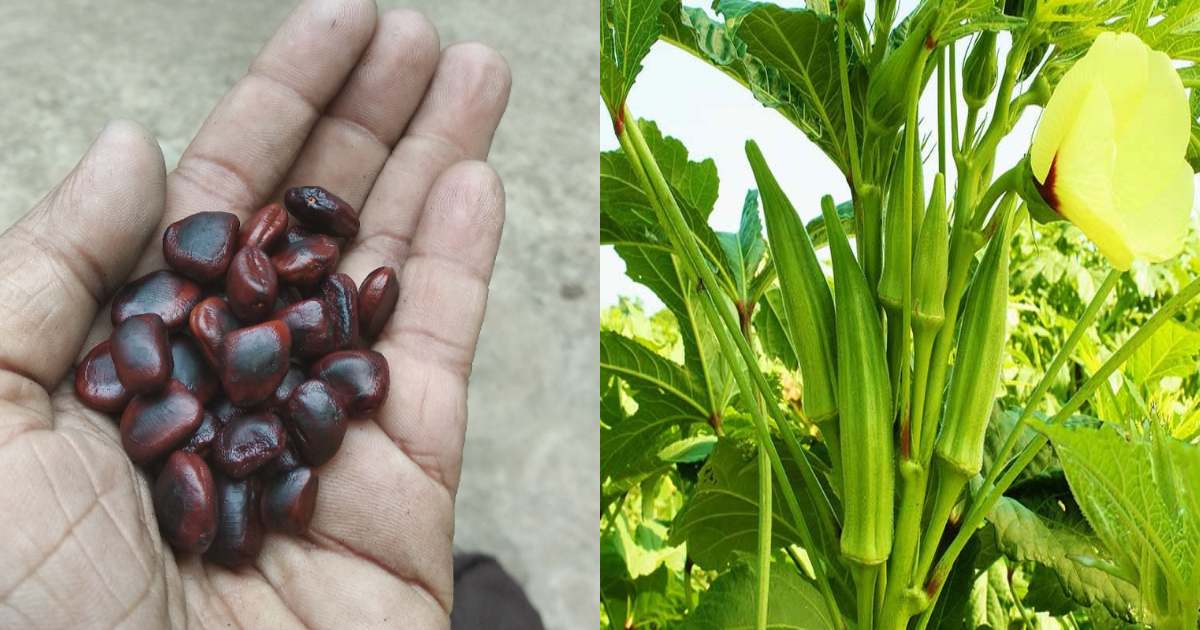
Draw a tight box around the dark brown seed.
[320,273,359,350]
[239,203,289,251]
[260,467,318,535]
[285,380,347,466]
[206,474,263,568]
[182,412,219,456]
[219,321,292,407]
[170,337,218,403]
[153,451,218,553]
[212,413,287,478]
[162,212,240,282]
[284,224,318,246]
[226,246,278,322]
[259,443,304,478]
[120,381,204,464]
[112,270,202,329]
[358,266,399,340]
[270,235,341,288]
[188,296,240,369]
[74,341,130,414]
[207,397,243,427]
[111,314,173,395]
[273,298,336,358]
[310,350,390,416]
[283,186,359,238]
[264,365,306,413]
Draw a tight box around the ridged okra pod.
[934,209,1013,477]
[821,195,894,566]
[912,174,948,331]
[746,141,838,424]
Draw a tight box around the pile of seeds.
[74,186,399,567]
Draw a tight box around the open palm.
[0,1,509,627]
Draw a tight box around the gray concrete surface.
[0,1,598,628]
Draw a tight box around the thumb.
[0,121,166,392]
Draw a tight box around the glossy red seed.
[285,379,347,466]
[260,467,318,535]
[212,413,287,478]
[205,474,263,568]
[320,273,359,350]
[358,266,399,340]
[188,296,239,368]
[310,350,390,416]
[270,235,340,288]
[265,365,305,413]
[74,341,130,414]
[259,442,304,478]
[182,412,219,456]
[239,203,289,251]
[169,337,218,403]
[207,396,243,427]
[111,314,173,395]
[283,186,359,238]
[112,270,202,329]
[120,381,204,464]
[162,212,240,282]
[274,298,336,358]
[153,451,218,553]
[219,321,291,407]
[226,246,278,322]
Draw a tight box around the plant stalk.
[917,274,1200,628]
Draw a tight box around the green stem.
[914,461,969,585]
[948,44,960,156]
[622,107,845,628]
[757,442,773,630]
[854,565,878,630]
[918,274,1200,627]
[980,269,1121,500]
[937,50,946,175]
[837,3,863,188]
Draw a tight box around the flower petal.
[1052,82,1131,269]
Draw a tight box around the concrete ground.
[0,1,598,628]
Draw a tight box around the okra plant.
[601,0,1200,628]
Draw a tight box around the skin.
[0,1,510,628]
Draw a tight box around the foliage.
[599,0,1200,627]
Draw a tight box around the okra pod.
[935,208,1013,477]
[912,174,948,331]
[746,141,838,424]
[821,195,895,566]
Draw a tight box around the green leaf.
[987,496,1144,623]
[601,331,707,415]
[803,199,854,249]
[669,438,823,569]
[932,0,1024,43]
[727,6,860,172]
[753,287,800,371]
[681,561,834,629]
[601,331,711,485]
[967,557,1015,629]
[658,435,719,463]
[1038,422,1200,612]
[600,0,662,121]
[601,121,736,417]
[1123,320,1200,385]
[717,189,766,300]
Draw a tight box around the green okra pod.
[962,31,999,109]
[821,195,895,566]
[746,141,839,424]
[935,209,1013,477]
[912,174,948,331]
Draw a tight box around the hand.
[0,0,509,627]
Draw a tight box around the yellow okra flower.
[1030,32,1193,271]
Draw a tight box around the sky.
[600,0,1043,310]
